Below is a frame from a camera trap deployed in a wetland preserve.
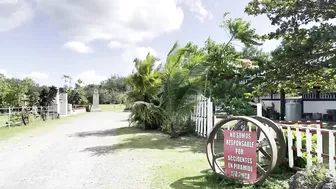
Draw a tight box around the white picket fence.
[192,98,336,175]
[192,95,213,138]
[280,122,336,176]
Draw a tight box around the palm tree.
[159,42,206,137]
[126,42,206,136]
[126,53,163,129]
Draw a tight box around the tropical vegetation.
[1,0,334,139]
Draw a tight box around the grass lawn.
[0,114,8,127]
[111,127,295,189]
[99,104,126,112]
[0,112,87,141]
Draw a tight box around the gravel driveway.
[0,112,150,189]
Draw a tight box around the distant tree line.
[0,74,58,107]
[83,75,128,105]
[0,73,128,107]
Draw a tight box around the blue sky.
[0,0,280,87]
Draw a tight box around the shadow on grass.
[81,127,206,156]
[72,126,143,138]
[170,167,295,189]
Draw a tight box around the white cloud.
[22,71,49,85]
[37,0,184,44]
[63,41,93,54]
[122,46,157,62]
[0,69,11,78]
[108,41,128,49]
[37,0,210,48]
[120,46,158,75]
[0,0,34,32]
[29,71,48,80]
[76,70,108,85]
[179,0,212,22]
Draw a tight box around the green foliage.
[284,127,318,168]
[220,12,261,47]
[6,111,23,126]
[204,167,294,189]
[124,13,273,136]
[99,75,128,104]
[159,42,205,136]
[126,53,163,130]
[125,41,205,136]
[39,86,58,106]
[305,164,329,188]
[202,12,262,115]
[68,79,88,105]
[129,101,164,130]
[62,77,88,105]
[245,0,336,92]
[0,75,49,107]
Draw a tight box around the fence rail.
[0,105,58,128]
[279,123,336,176]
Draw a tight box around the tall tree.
[159,42,206,137]
[202,13,263,115]
[0,74,10,106]
[68,79,88,105]
[245,0,336,91]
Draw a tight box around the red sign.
[224,130,257,182]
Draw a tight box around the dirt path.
[0,112,150,189]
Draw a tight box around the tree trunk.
[170,122,178,138]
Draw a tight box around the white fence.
[191,97,336,175]
[192,95,213,138]
[280,122,336,176]
[0,105,58,128]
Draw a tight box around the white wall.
[304,101,336,114]
[261,99,336,114]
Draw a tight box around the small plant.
[283,125,318,168]
[305,163,329,188]
[6,111,23,126]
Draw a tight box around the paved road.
[0,112,149,189]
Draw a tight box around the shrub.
[284,126,318,168]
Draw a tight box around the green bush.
[6,111,23,126]
[284,128,318,168]
[129,102,164,130]
[305,164,329,188]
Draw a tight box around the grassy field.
[0,114,7,127]
[111,127,294,189]
[0,113,87,141]
[99,104,126,112]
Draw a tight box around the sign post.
[224,130,257,183]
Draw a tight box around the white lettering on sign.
[231,171,251,180]
[224,130,257,182]
[229,131,252,139]
[227,155,253,164]
[225,139,255,148]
